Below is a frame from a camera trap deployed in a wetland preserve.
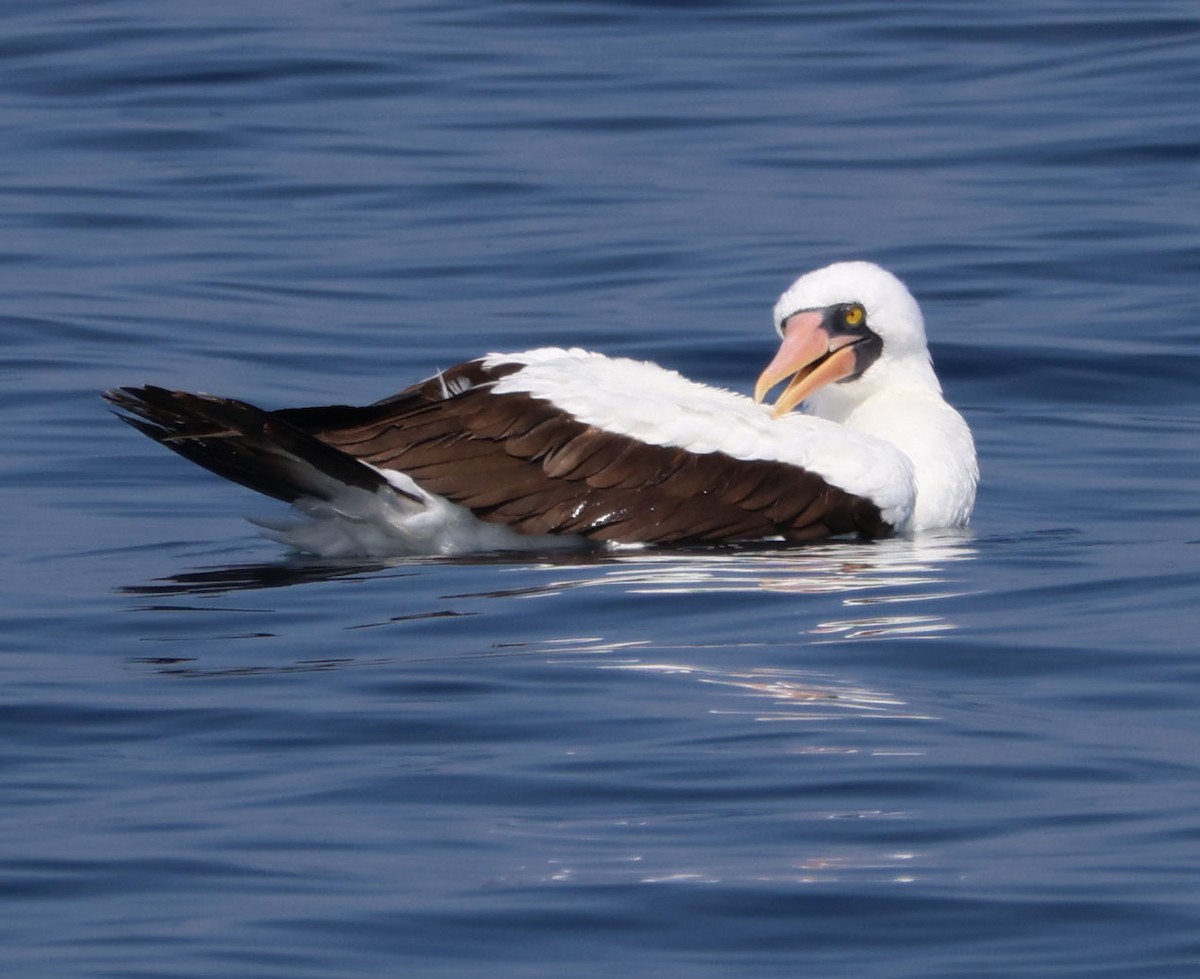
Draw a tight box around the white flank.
[256,469,585,558]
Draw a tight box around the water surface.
[2,1,1199,976]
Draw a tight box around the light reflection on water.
[479,534,970,891]
[589,534,976,601]
[608,661,935,722]
[485,530,978,646]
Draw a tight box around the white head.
[756,261,940,417]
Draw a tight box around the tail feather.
[102,385,421,506]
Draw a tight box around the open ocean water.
[2,1,1199,976]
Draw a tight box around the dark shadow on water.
[119,557,418,596]
[117,547,632,597]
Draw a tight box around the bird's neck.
[806,366,977,532]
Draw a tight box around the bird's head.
[754,261,934,418]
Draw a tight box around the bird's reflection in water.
[121,533,975,700]
[122,531,974,612]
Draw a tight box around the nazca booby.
[104,261,977,557]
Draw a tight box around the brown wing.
[278,360,892,544]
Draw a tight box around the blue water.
[2,1,1199,975]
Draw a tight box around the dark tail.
[103,385,419,505]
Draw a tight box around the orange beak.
[753,310,862,418]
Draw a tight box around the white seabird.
[104,261,977,557]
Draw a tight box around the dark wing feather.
[102,385,415,505]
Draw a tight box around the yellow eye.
[843,304,865,327]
